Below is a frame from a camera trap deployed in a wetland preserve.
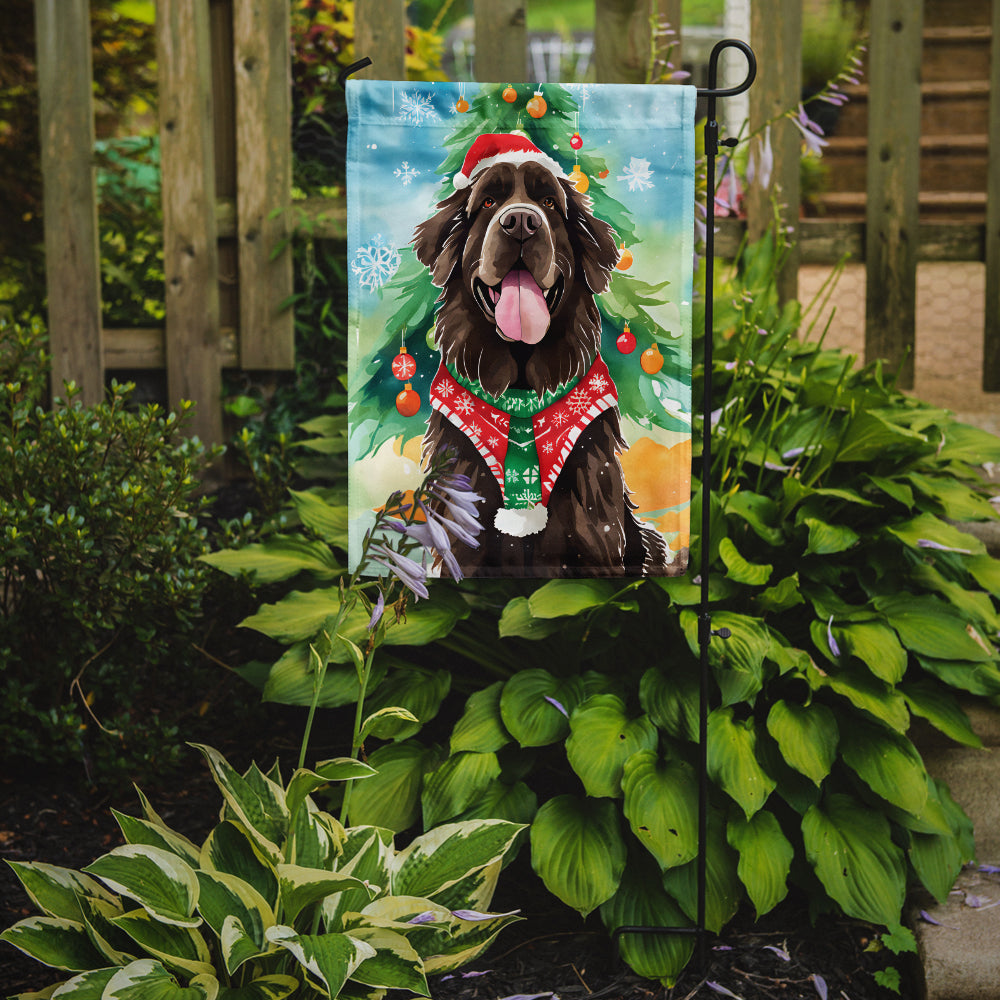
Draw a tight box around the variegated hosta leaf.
[621,751,699,871]
[565,695,658,799]
[391,820,524,901]
[195,871,274,973]
[265,926,376,998]
[285,760,376,823]
[420,751,502,828]
[83,846,200,928]
[322,829,393,931]
[706,707,776,819]
[802,793,906,926]
[727,810,793,918]
[200,822,278,910]
[529,795,626,917]
[112,810,202,868]
[46,966,118,997]
[0,916,107,972]
[190,745,287,863]
[599,853,694,987]
[102,958,218,999]
[276,864,375,925]
[345,926,429,995]
[424,859,501,916]
[4,861,118,922]
[214,974,300,999]
[77,894,136,966]
[110,908,214,978]
[765,700,838,786]
[450,681,511,754]
[422,907,522,975]
[499,669,585,747]
[288,801,343,870]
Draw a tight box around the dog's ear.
[412,188,469,288]
[564,181,621,295]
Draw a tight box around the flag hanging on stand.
[346,80,695,579]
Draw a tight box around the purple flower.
[917,538,972,554]
[747,125,773,191]
[791,104,828,156]
[451,908,520,921]
[812,974,828,1000]
[367,590,385,631]
[407,911,438,925]
[370,542,429,600]
[827,616,841,658]
[706,983,742,999]
[763,944,790,961]
[544,695,569,718]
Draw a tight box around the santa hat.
[454,133,564,190]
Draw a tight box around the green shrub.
[1,743,524,998]
[0,317,220,783]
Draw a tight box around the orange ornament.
[456,96,469,113]
[615,243,634,271]
[502,84,517,103]
[396,382,421,417]
[526,91,547,118]
[640,343,664,374]
[568,164,589,194]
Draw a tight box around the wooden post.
[157,0,223,444]
[354,0,406,79]
[34,0,104,405]
[746,0,801,305]
[864,0,923,389]
[983,0,1000,390]
[594,0,654,84]
[233,0,294,369]
[474,0,526,82]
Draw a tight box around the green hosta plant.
[1,744,523,999]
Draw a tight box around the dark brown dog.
[413,156,669,577]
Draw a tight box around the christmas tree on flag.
[347,80,694,557]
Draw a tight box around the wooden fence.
[33,0,1000,445]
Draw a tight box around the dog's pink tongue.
[495,271,549,344]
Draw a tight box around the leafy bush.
[1,743,524,998]
[209,234,1000,985]
[0,317,220,783]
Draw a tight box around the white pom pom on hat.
[454,133,565,190]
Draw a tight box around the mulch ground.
[1,732,914,1000]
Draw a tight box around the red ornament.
[570,132,583,150]
[396,382,421,417]
[502,85,517,103]
[526,91,547,118]
[391,348,416,381]
[616,324,636,354]
[598,169,609,179]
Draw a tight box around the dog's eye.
[483,197,496,209]
[542,196,556,209]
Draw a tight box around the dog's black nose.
[498,207,541,241]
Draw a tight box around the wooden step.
[922,0,991,28]
[813,190,987,222]
[922,25,993,83]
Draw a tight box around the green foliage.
[1,744,524,998]
[0,317,220,783]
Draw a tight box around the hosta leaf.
[276,865,374,925]
[360,706,421,742]
[916,655,1000,697]
[288,488,349,546]
[530,795,626,917]
[111,909,214,978]
[215,975,299,1000]
[195,871,273,973]
[909,828,965,905]
[75,895,135,967]
[621,751,699,871]
[345,926,429,994]
[499,670,585,747]
[260,644,375,709]
[200,535,341,584]
[362,667,451,740]
[901,680,982,748]
[322,829,393,931]
[264,926,375,997]
[393,820,524,900]
[681,610,770,706]
[727,811,793,917]
[599,853,694,987]
[803,517,858,556]
[5,862,118,923]
[838,718,928,816]
[834,621,907,683]
[347,740,442,832]
[453,779,538,827]
[967,553,1000,597]
[421,751,502,828]
[886,511,985,556]
[526,579,618,618]
[423,906,522,974]
[566,695,658,798]
[450,682,511,754]
[111,812,201,868]
[765,700,838,786]
[906,472,998,521]
[285,759,376,822]
[718,537,772,586]
[498,596,563,639]
[0,917,106,971]
[639,664,699,743]
[46,967,117,998]
[707,708,776,818]
[874,594,995,662]
[810,662,910,732]
[724,490,784,545]
[83,846,200,928]
[103,959,218,1000]
[834,410,927,463]
[802,793,906,926]
[660,810,741,933]
[756,573,805,614]
[199,822,278,910]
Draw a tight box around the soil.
[0,735,913,1000]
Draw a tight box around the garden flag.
[347,80,695,579]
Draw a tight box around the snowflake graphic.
[397,91,439,125]
[351,234,400,291]
[437,380,454,398]
[488,435,500,448]
[542,441,554,454]
[392,354,416,378]
[469,422,482,438]
[566,387,592,414]
[506,467,521,484]
[454,394,475,415]
[589,373,610,393]
[495,414,510,430]
[393,161,420,186]
[551,410,569,426]
[617,156,655,192]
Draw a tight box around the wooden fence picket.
[984,0,1000,390]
